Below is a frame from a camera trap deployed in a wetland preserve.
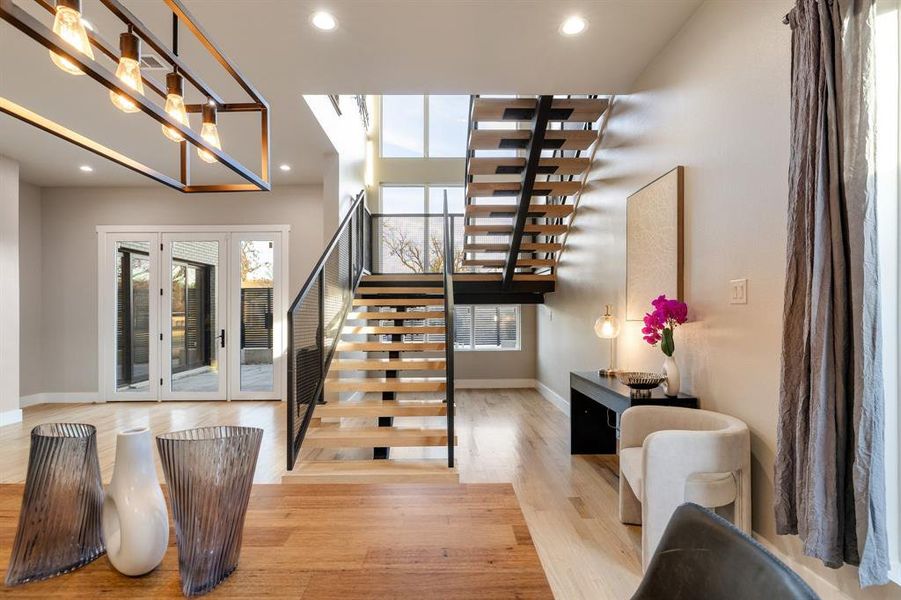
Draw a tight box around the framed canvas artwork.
[626,166,684,321]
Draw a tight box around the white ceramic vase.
[662,355,680,397]
[102,427,169,576]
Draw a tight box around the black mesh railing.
[287,190,369,470]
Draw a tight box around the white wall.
[30,184,323,395]
[0,157,21,425]
[18,182,42,398]
[537,1,899,597]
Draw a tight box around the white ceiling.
[0,0,702,189]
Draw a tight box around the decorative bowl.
[617,372,665,391]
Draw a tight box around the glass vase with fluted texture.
[156,426,262,597]
[5,423,105,586]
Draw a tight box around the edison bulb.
[197,122,221,163]
[49,4,94,75]
[110,57,145,113]
[162,93,189,142]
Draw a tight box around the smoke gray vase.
[5,423,105,586]
[156,426,262,597]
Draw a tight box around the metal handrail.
[442,191,456,468]
[286,189,368,470]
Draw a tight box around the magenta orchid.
[642,295,688,356]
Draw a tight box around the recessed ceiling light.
[560,15,588,36]
[310,11,338,31]
[79,165,94,173]
[279,164,291,172]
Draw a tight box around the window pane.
[382,95,424,157]
[116,241,150,392]
[428,95,469,157]
[454,306,473,349]
[239,240,274,393]
[381,186,425,214]
[461,305,520,350]
[170,241,219,393]
[428,186,465,214]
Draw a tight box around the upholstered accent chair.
[618,406,752,569]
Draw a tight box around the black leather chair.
[631,503,820,600]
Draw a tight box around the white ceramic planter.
[102,427,169,576]
[662,355,681,397]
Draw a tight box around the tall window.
[381,185,465,214]
[454,305,520,351]
[380,95,469,158]
[876,0,900,585]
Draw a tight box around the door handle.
[219,329,226,348]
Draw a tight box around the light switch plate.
[730,278,748,305]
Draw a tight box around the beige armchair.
[618,406,751,570]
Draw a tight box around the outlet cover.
[730,278,748,305]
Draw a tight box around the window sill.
[454,347,522,353]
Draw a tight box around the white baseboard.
[455,378,536,389]
[535,380,570,416]
[752,534,858,600]
[1,408,23,426]
[20,392,102,408]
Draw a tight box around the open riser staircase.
[464,95,608,289]
[285,192,458,484]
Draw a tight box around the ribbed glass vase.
[5,423,105,586]
[156,426,262,597]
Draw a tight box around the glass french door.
[161,233,227,400]
[101,229,284,402]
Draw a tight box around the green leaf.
[661,327,675,357]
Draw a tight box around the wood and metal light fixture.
[595,304,621,377]
[0,0,270,192]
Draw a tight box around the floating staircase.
[284,273,458,484]
[463,95,608,292]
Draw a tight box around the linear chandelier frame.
[0,0,271,192]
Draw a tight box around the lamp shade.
[594,304,620,339]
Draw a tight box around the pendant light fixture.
[162,71,189,142]
[109,27,144,113]
[197,101,221,163]
[49,0,95,75]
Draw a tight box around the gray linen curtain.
[776,0,890,588]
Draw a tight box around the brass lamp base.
[598,368,619,378]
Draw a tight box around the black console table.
[570,371,699,455]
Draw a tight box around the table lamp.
[594,304,620,377]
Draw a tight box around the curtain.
[776,0,890,587]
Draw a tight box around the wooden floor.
[0,389,642,599]
[0,483,552,599]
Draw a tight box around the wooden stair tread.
[315,398,447,417]
[337,341,446,351]
[463,258,555,267]
[356,287,444,296]
[465,224,568,235]
[472,97,608,122]
[348,311,445,320]
[465,204,574,217]
[463,242,563,252]
[331,359,446,371]
[454,273,557,282]
[468,157,590,176]
[342,325,445,335]
[466,181,581,198]
[327,378,446,392]
[304,426,453,448]
[363,274,443,282]
[282,460,458,484]
[353,298,444,306]
[469,129,597,151]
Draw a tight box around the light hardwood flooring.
[0,389,642,599]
